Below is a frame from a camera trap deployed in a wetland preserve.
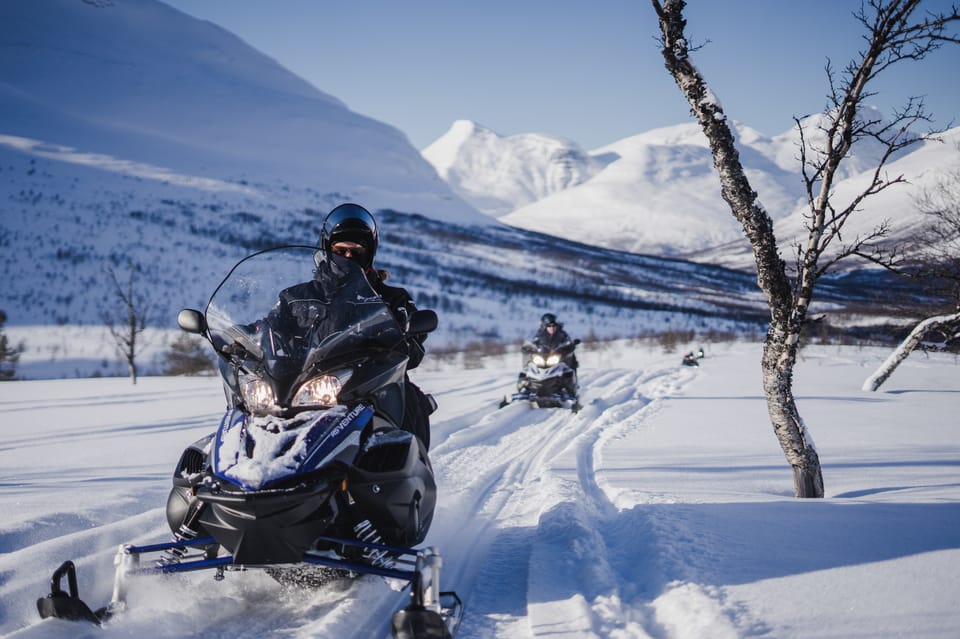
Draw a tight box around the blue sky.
[163,0,960,151]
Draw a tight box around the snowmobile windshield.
[204,246,402,380]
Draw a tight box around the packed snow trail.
[420,360,697,638]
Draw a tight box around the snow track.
[0,356,698,638]
[422,362,696,638]
[5,345,960,638]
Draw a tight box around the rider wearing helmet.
[532,313,578,371]
[318,203,424,362]
[517,312,579,396]
[319,203,379,270]
[311,203,436,447]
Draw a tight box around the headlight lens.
[240,376,278,415]
[546,354,561,366]
[292,370,353,408]
[532,354,546,367]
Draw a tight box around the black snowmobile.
[682,347,705,367]
[37,246,462,639]
[499,339,581,412]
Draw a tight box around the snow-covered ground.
[1,341,957,638]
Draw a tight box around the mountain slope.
[494,122,804,256]
[693,125,960,269]
[0,0,929,379]
[0,0,486,224]
[422,120,608,217]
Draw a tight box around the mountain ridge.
[423,114,958,260]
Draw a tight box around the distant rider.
[518,312,579,394]
[530,313,578,370]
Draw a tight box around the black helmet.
[540,313,557,326]
[319,203,379,269]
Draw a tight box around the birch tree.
[651,0,959,497]
[864,161,960,390]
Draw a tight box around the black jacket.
[532,325,575,355]
[267,256,425,369]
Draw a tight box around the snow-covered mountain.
[421,120,608,217]
[0,0,486,224]
[501,121,806,256]
[697,125,960,269]
[424,114,959,260]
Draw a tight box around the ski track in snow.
[1,361,704,638]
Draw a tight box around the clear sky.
[162,0,960,151]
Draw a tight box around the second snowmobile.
[500,339,581,412]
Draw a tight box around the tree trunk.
[763,334,824,498]
[862,311,960,391]
[127,301,138,385]
[127,357,138,385]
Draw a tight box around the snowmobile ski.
[38,537,462,638]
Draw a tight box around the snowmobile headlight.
[532,354,546,367]
[545,353,561,366]
[240,377,278,415]
[292,370,353,408]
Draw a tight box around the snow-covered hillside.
[0,0,485,223]
[697,125,960,269]
[1,0,783,357]
[2,342,958,638]
[422,120,608,217]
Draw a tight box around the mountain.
[424,114,958,261]
[501,121,806,256]
[695,125,960,269]
[421,120,609,217]
[0,0,486,224]
[0,0,782,341]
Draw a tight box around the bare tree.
[102,260,151,384]
[0,310,22,381]
[651,0,959,497]
[864,159,960,390]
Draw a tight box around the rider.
[518,312,579,394]
[316,203,436,448]
[530,313,578,372]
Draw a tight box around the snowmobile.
[499,339,581,412]
[682,347,705,367]
[37,246,462,639]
